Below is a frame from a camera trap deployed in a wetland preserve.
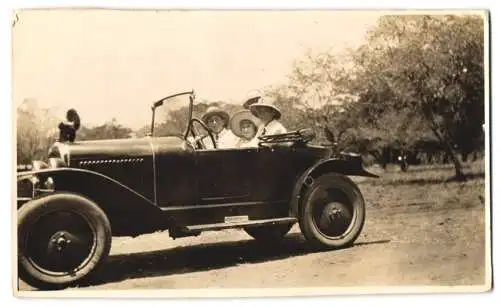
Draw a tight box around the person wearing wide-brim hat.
[229,110,261,148]
[199,106,238,149]
[248,97,287,140]
[201,106,230,126]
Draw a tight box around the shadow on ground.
[79,234,390,288]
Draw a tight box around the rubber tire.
[299,173,365,249]
[18,193,112,290]
[244,223,293,242]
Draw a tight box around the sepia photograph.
[12,8,491,297]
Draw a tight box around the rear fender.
[290,157,378,217]
[16,168,163,236]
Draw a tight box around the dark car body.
[18,135,375,236]
[16,90,378,290]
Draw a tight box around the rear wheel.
[18,193,112,290]
[244,223,293,242]
[299,173,365,249]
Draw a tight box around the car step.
[184,217,297,232]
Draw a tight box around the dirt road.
[17,165,488,291]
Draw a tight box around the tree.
[348,14,484,180]
[264,58,360,148]
[78,119,133,140]
[268,14,484,176]
[16,99,59,165]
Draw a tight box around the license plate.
[224,215,249,223]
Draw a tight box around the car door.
[196,147,257,204]
[153,137,199,208]
[251,146,296,202]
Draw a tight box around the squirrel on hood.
[58,109,80,143]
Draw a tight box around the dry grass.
[359,159,486,212]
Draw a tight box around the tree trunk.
[427,153,433,164]
[431,128,466,181]
[461,151,469,163]
[421,104,467,181]
[446,144,467,181]
[369,150,384,168]
[443,152,449,164]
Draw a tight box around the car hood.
[49,136,187,167]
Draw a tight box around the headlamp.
[44,177,55,190]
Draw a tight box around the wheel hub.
[49,231,73,252]
[327,206,342,221]
[324,203,344,221]
[316,202,352,237]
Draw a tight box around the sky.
[13,10,383,129]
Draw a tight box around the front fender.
[16,168,163,236]
[289,156,378,217]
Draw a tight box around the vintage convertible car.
[16,90,378,290]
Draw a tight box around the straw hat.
[248,97,282,120]
[230,110,261,138]
[201,106,230,125]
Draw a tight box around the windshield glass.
[153,93,192,137]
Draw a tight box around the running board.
[184,217,297,232]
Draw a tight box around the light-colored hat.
[249,98,282,120]
[230,110,261,138]
[243,96,261,109]
[201,106,230,125]
[243,89,264,109]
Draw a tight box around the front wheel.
[18,193,112,290]
[299,173,365,249]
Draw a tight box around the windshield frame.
[149,90,195,138]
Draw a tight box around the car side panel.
[250,147,297,201]
[17,168,165,237]
[196,148,256,204]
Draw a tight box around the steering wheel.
[188,118,217,149]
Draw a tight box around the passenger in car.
[200,106,238,149]
[229,110,260,148]
[244,97,287,146]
